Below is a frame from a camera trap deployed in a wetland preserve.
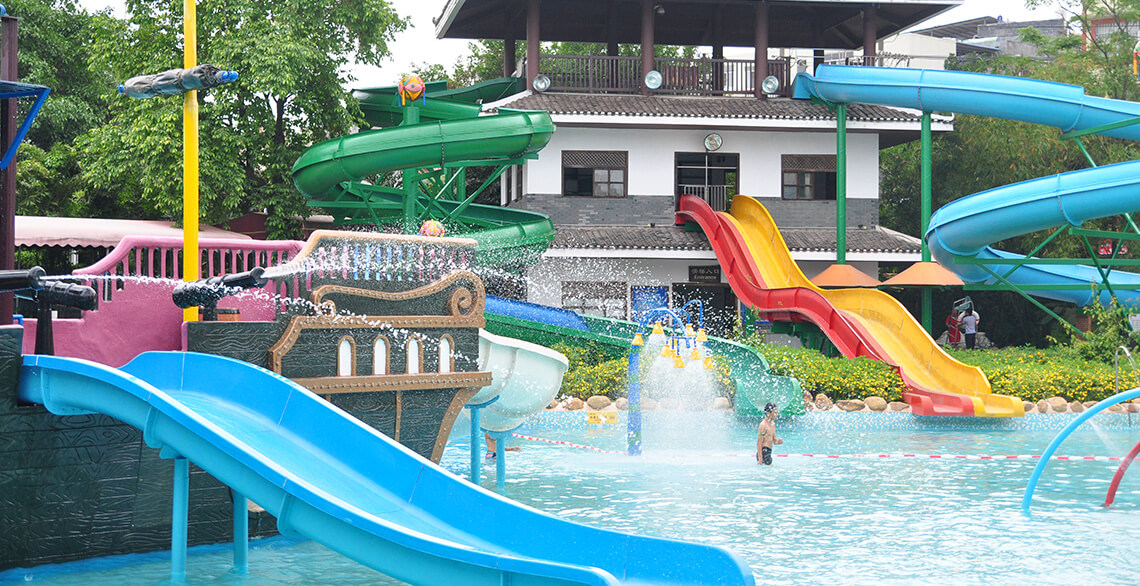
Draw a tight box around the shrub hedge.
[550,336,1140,405]
[749,339,1140,405]
[551,342,735,401]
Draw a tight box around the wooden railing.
[540,55,794,97]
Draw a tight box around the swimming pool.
[5,412,1140,585]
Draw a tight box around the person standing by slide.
[946,306,962,347]
[961,309,979,350]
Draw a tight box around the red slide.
[678,194,1023,417]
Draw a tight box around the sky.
[78,0,1065,89]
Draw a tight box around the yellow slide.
[726,196,1022,417]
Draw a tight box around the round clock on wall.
[704,132,723,151]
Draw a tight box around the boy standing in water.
[756,402,783,465]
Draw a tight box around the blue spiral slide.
[17,352,753,585]
[795,65,1140,306]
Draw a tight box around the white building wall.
[525,126,881,200]
[526,254,880,317]
[878,33,957,70]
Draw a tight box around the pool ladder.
[1115,345,1137,425]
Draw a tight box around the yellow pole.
[182,0,199,322]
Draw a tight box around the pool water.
[6,413,1140,585]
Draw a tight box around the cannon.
[172,267,268,321]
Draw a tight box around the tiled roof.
[551,225,920,254]
[493,93,919,123]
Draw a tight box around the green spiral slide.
[292,77,557,266]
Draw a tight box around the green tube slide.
[292,77,558,266]
[484,296,804,417]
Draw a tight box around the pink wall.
[22,236,303,367]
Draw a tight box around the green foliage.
[740,338,1138,405]
[75,0,408,237]
[552,342,628,399]
[747,342,906,402]
[0,1,115,219]
[951,345,1140,404]
[1049,297,1140,362]
[551,341,735,401]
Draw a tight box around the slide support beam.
[233,492,248,573]
[172,457,189,581]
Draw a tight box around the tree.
[0,1,116,218]
[1025,0,1140,100]
[78,0,407,238]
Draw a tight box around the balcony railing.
[540,55,794,97]
[679,184,733,212]
[826,53,914,68]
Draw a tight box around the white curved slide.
[474,329,569,432]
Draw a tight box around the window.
[676,152,739,211]
[406,337,421,375]
[372,337,388,375]
[438,335,453,373]
[562,281,627,319]
[782,155,837,200]
[337,337,355,377]
[562,151,627,197]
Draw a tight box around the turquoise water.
[6,413,1140,585]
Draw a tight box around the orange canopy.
[810,263,881,288]
[880,261,964,287]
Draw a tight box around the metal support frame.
[172,457,189,580]
[946,111,1140,337]
[835,103,847,264]
[487,429,510,490]
[919,111,933,334]
[233,492,248,573]
[971,262,1087,340]
[465,396,499,483]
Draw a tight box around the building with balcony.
[435,0,956,330]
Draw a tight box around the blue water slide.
[486,294,591,330]
[17,351,753,586]
[794,65,1140,306]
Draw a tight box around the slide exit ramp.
[794,65,1140,307]
[484,295,804,417]
[18,351,753,586]
[679,194,1021,417]
[293,78,558,267]
[475,329,571,432]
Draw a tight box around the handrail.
[74,235,304,278]
[1023,386,1140,515]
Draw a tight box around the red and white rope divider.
[510,433,1124,461]
[511,433,624,454]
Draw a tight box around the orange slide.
[678,194,1023,417]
